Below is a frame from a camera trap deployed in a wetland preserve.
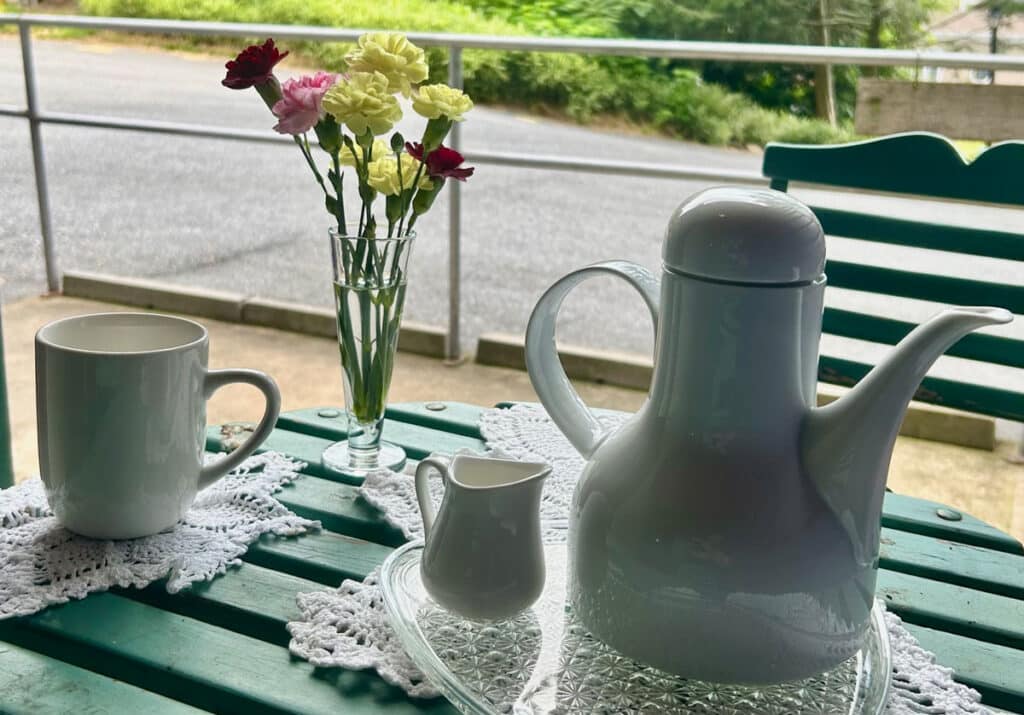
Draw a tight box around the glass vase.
[322,228,414,476]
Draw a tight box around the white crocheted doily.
[287,404,989,713]
[1,451,319,618]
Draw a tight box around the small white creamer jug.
[415,452,550,621]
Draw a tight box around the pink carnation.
[271,72,338,135]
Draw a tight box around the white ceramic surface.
[524,186,1012,683]
[415,453,549,621]
[36,312,281,539]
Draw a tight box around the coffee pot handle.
[198,369,282,489]
[525,261,659,458]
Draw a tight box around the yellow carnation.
[346,32,429,97]
[322,72,402,136]
[412,84,474,122]
[366,153,433,196]
[339,139,390,167]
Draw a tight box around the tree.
[618,0,944,120]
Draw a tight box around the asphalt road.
[2,38,1022,399]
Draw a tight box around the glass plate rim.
[382,541,892,715]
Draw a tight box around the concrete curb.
[58,273,998,450]
[62,271,448,359]
[477,332,654,390]
[63,271,245,322]
[476,332,996,451]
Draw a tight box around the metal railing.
[4,14,1024,358]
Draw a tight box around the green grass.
[77,0,854,147]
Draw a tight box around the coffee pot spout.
[803,306,1013,564]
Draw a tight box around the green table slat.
[207,428,360,484]
[880,527,1024,599]
[207,437,404,543]
[882,493,1024,555]
[125,563,317,648]
[0,640,203,715]
[386,402,488,438]
[274,476,405,546]
[903,623,1024,712]
[244,530,392,586]
[0,594,451,715]
[274,411,487,458]
[124,564,347,652]
[877,570,1024,650]
[207,423,485,485]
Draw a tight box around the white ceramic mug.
[36,312,281,539]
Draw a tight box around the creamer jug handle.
[525,261,659,458]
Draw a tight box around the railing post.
[446,45,463,362]
[19,22,60,294]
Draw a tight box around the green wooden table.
[1,402,1023,714]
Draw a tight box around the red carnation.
[405,141,425,161]
[406,142,474,182]
[222,38,289,90]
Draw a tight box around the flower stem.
[295,134,330,199]
[329,150,347,230]
[398,163,426,237]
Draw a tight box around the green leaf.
[327,169,343,194]
[325,194,338,215]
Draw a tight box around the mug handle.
[525,261,659,458]
[199,369,282,489]
[414,455,451,536]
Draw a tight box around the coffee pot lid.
[663,187,825,285]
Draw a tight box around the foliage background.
[76,0,947,146]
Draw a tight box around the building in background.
[927,0,1024,84]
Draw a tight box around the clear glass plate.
[382,542,891,715]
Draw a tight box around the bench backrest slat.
[826,260,1024,314]
[820,355,1024,422]
[764,132,1024,205]
[813,207,1024,261]
[762,132,1024,422]
[823,308,1024,369]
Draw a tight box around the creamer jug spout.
[803,306,1013,565]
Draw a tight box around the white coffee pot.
[525,187,1011,683]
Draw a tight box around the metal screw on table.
[425,402,447,411]
[317,409,342,419]
[936,507,963,521]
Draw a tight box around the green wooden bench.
[0,298,13,489]
[0,403,1022,713]
[762,132,1024,423]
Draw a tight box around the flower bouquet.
[223,34,474,475]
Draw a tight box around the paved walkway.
[4,295,1023,541]
[3,37,1022,401]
